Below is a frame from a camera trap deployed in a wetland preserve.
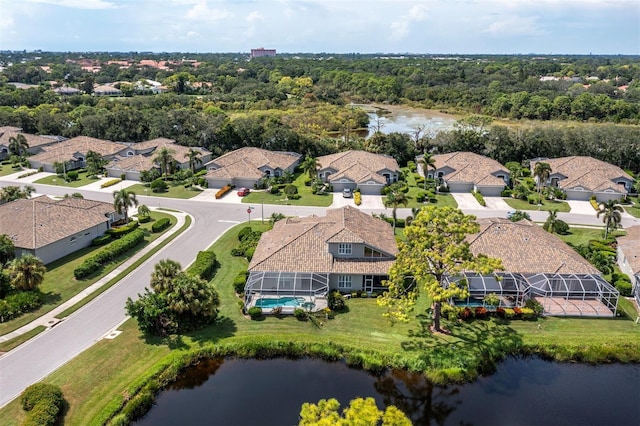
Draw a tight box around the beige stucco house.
[316,150,400,195]
[0,196,118,264]
[0,130,62,160]
[617,225,640,305]
[29,136,128,172]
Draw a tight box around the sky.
[0,0,638,55]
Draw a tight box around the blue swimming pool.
[254,297,307,309]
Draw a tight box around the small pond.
[354,104,457,138]
[137,357,640,425]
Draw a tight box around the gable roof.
[0,196,113,250]
[249,206,397,274]
[468,218,599,275]
[124,138,210,164]
[205,147,301,180]
[105,154,157,173]
[617,225,640,275]
[29,136,126,164]
[532,156,633,193]
[0,131,60,150]
[317,150,399,184]
[428,152,509,186]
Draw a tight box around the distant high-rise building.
[250,48,276,58]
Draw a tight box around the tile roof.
[468,218,599,275]
[205,147,301,180]
[617,225,640,274]
[105,155,157,173]
[0,131,59,149]
[532,156,633,193]
[249,206,397,274]
[125,138,210,164]
[429,152,509,186]
[0,196,113,250]
[0,126,23,133]
[29,136,127,164]
[317,150,399,184]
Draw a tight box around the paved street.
[0,176,638,407]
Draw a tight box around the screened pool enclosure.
[446,273,529,309]
[244,272,329,312]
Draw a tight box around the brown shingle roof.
[431,152,509,186]
[468,218,599,274]
[249,206,397,274]
[0,196,113,250]
[618,225,640,274]
[532,156,632,193]
[317,150,399,184]
[29,136,126,164]
[205,147,301,180]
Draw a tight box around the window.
[338,275,352,289]
[364,246,384,258]
[338,243,352,255]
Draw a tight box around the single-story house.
[0,196,119,264]
[204,147,301,189]
[316,150,400,195]
[617,225,640,306]
[29,136,128,172]
[93,84,123,96]
[531,156,634,202]
[54,86,81,96]
[417,151,510,196]
[245,205,398,312]
[448,218,618,317]
[105,138,211,180]
[0,130,62,160]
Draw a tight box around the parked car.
[506,210,516,219]
[342,188,353,198]
[237,187,250,196]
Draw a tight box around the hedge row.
[91,235,112,246]
[101,178,121,188]
[151,218,171,233]
[20,383,65,426]
[0,291,44,323]
[471,190,486,207]
[106,221,139,238]
[74,229,145,279]
[187,251,218,281]
[215,185,232,199]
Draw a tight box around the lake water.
[354,104,457,138]
[137,357,640,426]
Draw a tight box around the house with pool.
[244,205,397,313]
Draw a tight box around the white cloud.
[390,4,429,41]
[26,0,116,9]
[246,11,262,24]
[185,0,233,22]
[485,15,545,36]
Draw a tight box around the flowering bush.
[101,178,121,188]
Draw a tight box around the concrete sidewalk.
[0,208,188,343]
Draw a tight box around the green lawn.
[557,227,625,246]
[34,170,100,188]
[0,212,177,337]
[399,171,458,209]
[504,197,571,212]
[624,198,640,218]
[2,221,638,425]
[0,165,26,177]
[127,183,203,199]
[241,173,333,207]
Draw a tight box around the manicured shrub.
[524,298,544,316]
[74,229,145,279]
[187,251,217,281]
[150,178,168,193]
[269,186,281,194]
[91,234,112,246]
[459,307,474,320]
[354,192,362,206]
[501,188,512,197]
[66,170,79,181]
[520,307,536,320]
[20,383,64,426]
[503,308,515,319]
[615,280,633,297]
[238,226,254,242]
[294,308,308,320]
[328,290,346,311]
[248,306,263,320]
[475,306,488,318]
[284,184,298,196]
[151,217,171,233]
[0,291,44,322]
[233,272,248,294]
[513,307,522,317]
[138,215,151,223]
[100,178,121,188]
[496,307,506,318]
[471,190,486,207]
[106,221,139,237]
[438,185,449,193]
[527,194,543,204]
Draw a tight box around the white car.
[342,188,353,198]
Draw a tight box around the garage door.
[358,184,383,195]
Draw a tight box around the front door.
[364,275,374,293]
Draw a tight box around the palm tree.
[8,134,29,158]
[113,189,138,223]
[533,162,552,203]
[85,150,105,177]
[7,255,46,291]
[154,147,175,180]
[137,204,151,218]
[186,148,203,174]
[150,259,182,293]
[596,200,623,239]
[543,209,559,233]
[301,156,319,180]
[0,185,33,202]
[419,152,437,190]
[0,234,15,265]
[383,185,409,233]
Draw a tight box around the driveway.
[566,200,596,215]
[484,196,512,210]
[451,193,485,210]
[330,193,384,209]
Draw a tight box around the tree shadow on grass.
[142,316,237,349]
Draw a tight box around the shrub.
[438,184,449,193]
[590,197,599,210]
[0,291,44,322]
[496,307,506,318]
[215,185,232,199]
[354,192,362,206]
[504,308,515,319]
[20,383,64,426]
[501,188,512,197]
[187,251,217,281]
[247,306,263,320]
[615,280,633,297]
[553,219,570,234]
[459,307,474,320]
[150,178,168,193]
[475,306,488,318]
[269,186,281,194]
[471,190,486,207]
[513,307,522,317]
[238,226,254,242]
[66,170,79,181]
[74,229,145,279]
[294,308,308,320]
[106,221,139,237]
[527,194,543,205]
[233,272,248,294]
[151,217,171,233]
[91,234,112,246]
[328,290,346,311]
[524,298,544,316]
[284,184,298,196]
[520,308,536,320]
[138,215,151,223]
[100,178,121,188]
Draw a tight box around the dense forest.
[0,52,639,172]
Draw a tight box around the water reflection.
[352,104,456,138]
